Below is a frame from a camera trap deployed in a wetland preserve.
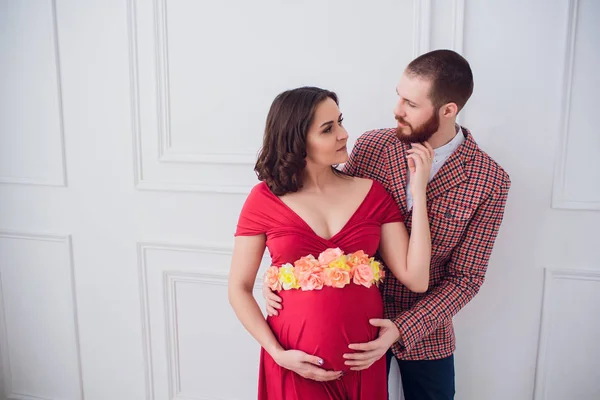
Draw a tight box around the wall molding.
[412,0,465,55]
[164,272,262,400]
[151,0,256,166]
[137,242,157,400]
[137,241,265,400]
[533,267,600,400]
[412,0,431,57]
[451,0,465,54]
[0,231,83,400]
[7,394,58,400]
[127,0,256,193]
[159,152,257,165]
[134,180,254,194]
[551,0,599,210]
[0,0,68,187]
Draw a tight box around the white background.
[0,1,599,399]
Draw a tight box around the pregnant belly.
[267,284,383,372]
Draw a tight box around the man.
[264,49,511,399]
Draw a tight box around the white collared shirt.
[406,126,465,211]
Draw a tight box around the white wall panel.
[129,0,415,193]
[552,0,600,210]
[0,0,67,187]
[534,268,600,400]
[138,242,268,400]
[0,232,82,400]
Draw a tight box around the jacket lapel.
[426,126,476,202]
[387,139,410,215]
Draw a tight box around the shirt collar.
[434,125,465,162]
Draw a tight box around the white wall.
[0,1,598,400]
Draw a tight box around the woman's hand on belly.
[272,348,343,382]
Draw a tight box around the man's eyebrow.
[399,94,417,105]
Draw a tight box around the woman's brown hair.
[255,87,339,196]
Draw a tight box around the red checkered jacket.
[343,127,510,360]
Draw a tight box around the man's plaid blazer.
[343,126,511,360]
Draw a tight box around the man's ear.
[441,103,458,118]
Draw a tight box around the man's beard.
[395,110,439,143]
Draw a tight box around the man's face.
[394,72,439,143]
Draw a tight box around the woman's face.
[305,98,349,167]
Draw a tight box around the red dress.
[235,180,404,400]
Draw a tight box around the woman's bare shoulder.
[350,176,374,189]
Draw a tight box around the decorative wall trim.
[551,0,599,210]
[452,0,465,54]
[0,231,83,400]
[137,241,265,400]
[412,0,431,57]
[533,267,600,400]
[0,0,68,187]
[127,0,256,193]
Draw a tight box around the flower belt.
[264,247,384,291]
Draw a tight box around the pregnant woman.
[228,86,433,399]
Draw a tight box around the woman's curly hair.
[255,87,339,196]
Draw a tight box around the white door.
[0,1,598,400]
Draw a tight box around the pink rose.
[264,266,282,291]
[318,248,344,266]
[294,255,322,281]
[352,264,375,288]
[347,250,370,267]
[298,272,324,291]
[322,267,351,288]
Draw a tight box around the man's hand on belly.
[342,319,401,371]
[263,285,282,316]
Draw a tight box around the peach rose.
[298,272,324,291]
[294,255,322,281]
[318,248,344,266]
[347,250,370,267]
[321,267,351,288]
[352,264,375,288]
[264,266,282,291]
